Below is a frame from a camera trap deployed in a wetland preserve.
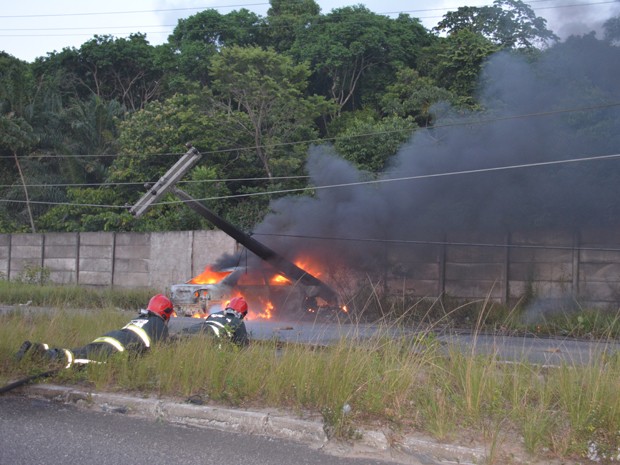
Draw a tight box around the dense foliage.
[1,0,616,235]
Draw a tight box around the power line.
[3,151,620,209]
[0,0,611,20]
[0,0,615,38]
[0,175,310,189]
[0,3,270,18]
[254,232,620,253]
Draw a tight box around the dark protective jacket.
[180,309,249,346]
[47,310,169,367]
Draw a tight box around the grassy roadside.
[1,283,620,464]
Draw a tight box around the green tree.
[0,52,92,232]
[37,186,136,232]
[603,15,620,44]
[380,68,456,126]
[291,6,432,115]
[264,0,321,53]
[55,95,123,185]
[0,54,41,231]
[421,30,499,107]
[208,45,333,179]
[34,34,164,111]
[0,52,34,117]
[435,0,558,49]
[333,112,417,173]
[37,90,221,232]
[166,9,263,84]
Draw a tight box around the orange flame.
[268,257,324,286]
[270,274,291,285]
[188,266,231,285]
[294,257,323,278]
[247,299,273,320]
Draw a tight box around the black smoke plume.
[252,34,620,274]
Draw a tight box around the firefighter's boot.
[14,341,48,361]
[14,340,32,361]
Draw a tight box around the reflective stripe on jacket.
[69,312,169,364]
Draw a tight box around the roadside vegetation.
[1,284,619,464]
[0,280,156,311]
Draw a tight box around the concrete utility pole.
[129,143,202,218]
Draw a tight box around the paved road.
[0,396,403,465]
[169,317,620,366]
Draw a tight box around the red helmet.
[147,294,174,321]
[226,296,248,318]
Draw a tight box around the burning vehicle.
[170,261,338,320]
[130,144,342,320]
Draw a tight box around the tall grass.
[0,280,156,310]
[2,302,620,463]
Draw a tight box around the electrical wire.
[0,175,310,189]
[0,3,271,18]
[253,232,620,253]
[2,151,620,208]
[0,0,615,38]
[0,0,611,20]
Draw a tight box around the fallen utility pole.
[172,188,338,304]
[129,144,338,306]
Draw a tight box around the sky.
[0,0,619,63]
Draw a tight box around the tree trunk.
[13,151,36,233]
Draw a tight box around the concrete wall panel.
[80,232,114,246]
[44,233,78,288]
[150,231,193,289]
[0,234,9,277]
[10,234,43,277]
[445,263,504,281]
[579,282,620,301]
[78,271,113,287]
[390,263,439,280]
[580,263,620,282]
[388,279,438,297]
[113,272,150,288]
[44,258,76,271]
[510,248,573,263]
[445,281,503,299]
[509,262,573,281]
[579,250,620,263]
[114,258,149,273]
[79,258,112,272]
[446,246,505,263]
[191,230,238,276]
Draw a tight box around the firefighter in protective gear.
[178,296,249,346]
[15,294,173,368]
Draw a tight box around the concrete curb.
[19,384,492,465]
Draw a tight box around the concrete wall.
[382,228,620,308]
[0,230,237,294]
[3,228,620,307]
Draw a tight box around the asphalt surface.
[170,317,620,366]
[0,395,402,465]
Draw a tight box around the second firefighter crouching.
[175,296,249,346]
[15,294,173,368]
